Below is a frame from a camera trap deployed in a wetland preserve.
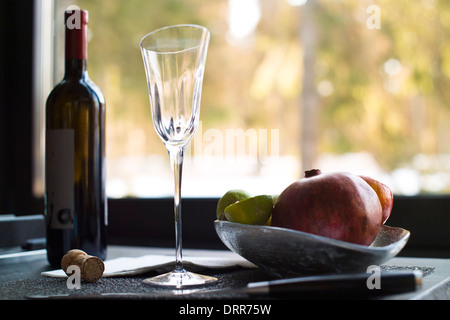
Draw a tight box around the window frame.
[0,0,448,258]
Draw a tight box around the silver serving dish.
[215,220,410,277]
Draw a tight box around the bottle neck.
[64,10,89,79]
[65,59,88,79]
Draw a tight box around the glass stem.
[167,145,186,273]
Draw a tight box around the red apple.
[271,169,383,246]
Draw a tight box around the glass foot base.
[142,269,218,288]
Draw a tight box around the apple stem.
[305,169,322,178]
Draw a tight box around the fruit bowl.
[214,220,410,277]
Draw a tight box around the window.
[21,0,449,256]
[44,0,450,199]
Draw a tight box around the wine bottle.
[45,9,107,267]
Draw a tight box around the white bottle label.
[46,129,75,229]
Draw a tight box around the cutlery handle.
[246,271,422,298]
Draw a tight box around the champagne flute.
[140,25,216,288]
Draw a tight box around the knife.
[241,270,422,298]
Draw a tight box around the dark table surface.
[0,246,449,301]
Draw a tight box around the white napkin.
[41,254,257,278]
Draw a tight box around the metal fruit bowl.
[214,220,410,277]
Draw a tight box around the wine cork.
[61,249,105,283]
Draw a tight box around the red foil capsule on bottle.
[65,9,89,60]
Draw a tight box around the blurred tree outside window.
[51,0,450,198]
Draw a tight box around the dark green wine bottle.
[45,9,107,267]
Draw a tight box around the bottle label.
[46,129,75,230]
